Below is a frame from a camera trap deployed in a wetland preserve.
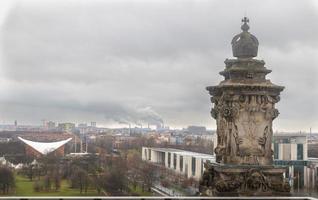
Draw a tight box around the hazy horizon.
[0,0,317,132]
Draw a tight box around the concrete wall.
[142,147,213,181]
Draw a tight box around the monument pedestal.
[200,162,291,196]
[200,17,291,196]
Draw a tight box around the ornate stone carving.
[200,164,291,196]
[232,17,259,58]
[211,92,281,165]
[258,126,269,156]
[245,169,268,191]
[200,17,290,196]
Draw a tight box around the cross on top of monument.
[241,16,250,32]
[242,16,249,24]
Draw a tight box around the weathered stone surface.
[207,58,283,166]
[232,17,259,58]
[200,18,290,196]
[200,163,290,196]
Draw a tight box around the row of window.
[273,143,304,160]
[145,149,201,177]
[168,152,196,176]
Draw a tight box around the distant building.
[169,135,184,145]
[78,123,87,128]
[47,121,56,129]
[58,123,75,133]
[0,138,11,143]
[142,147,215,180]
[307,157,318,191]
[187,126,206,135]
[156,124,170,132]
[113,136,138,149]
[91,122,96,127]
[273,133,308,189]
[18,137,72,158]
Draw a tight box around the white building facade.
[142,147,215,181]
[273,133,311,190]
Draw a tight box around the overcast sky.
[0,0,317,131]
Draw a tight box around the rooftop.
[144,147,215,160]
[18,136,72,155]
[273,133,308,137]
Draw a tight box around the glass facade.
[192,157,196,176]
[297,144,303,160]
[162,152,165,165]
[274,143,279,159]
[148,149,151,160]
[173,153,177,169]
[294,165,304,189]
[201,160,204,175]
[180,156,183,172]
[185,163,188,178]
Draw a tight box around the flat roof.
[273,133,308,137]
[144,147,215,160]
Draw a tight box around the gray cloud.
[0,0,317,131]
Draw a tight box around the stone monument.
[199,17,291,196]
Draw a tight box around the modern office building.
[91,122,97,127]
[273,133,308,189]
[143,133,318,189]
[142,147,215,180]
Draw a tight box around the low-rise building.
[273,133,309,189]
[142,147,215,180]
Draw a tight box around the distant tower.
[200,17,290,196]
[91,122,96,127]
[14,120,17,127]
[42,119,47,128]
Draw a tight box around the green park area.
[12,175,100,196]
[128,185,152,196]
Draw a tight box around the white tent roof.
[18,137,72,155]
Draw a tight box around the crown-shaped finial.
[231,17,259,58]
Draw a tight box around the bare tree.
[70,167,90,194]
[0,166,15,194]
[126,150,141,190]
[140,162,157,192]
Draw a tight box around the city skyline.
[0,0,317,131]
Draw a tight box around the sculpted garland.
[211,92,280,165]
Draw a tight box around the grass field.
[128,184,152,196]
[9,175,101,196]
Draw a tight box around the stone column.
[291,143,297,160]
[170,153,174,169]
[200,17,290,196]
[176,154,181,172]
[279,144,284,160]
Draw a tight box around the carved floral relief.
[212,93,280,165]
